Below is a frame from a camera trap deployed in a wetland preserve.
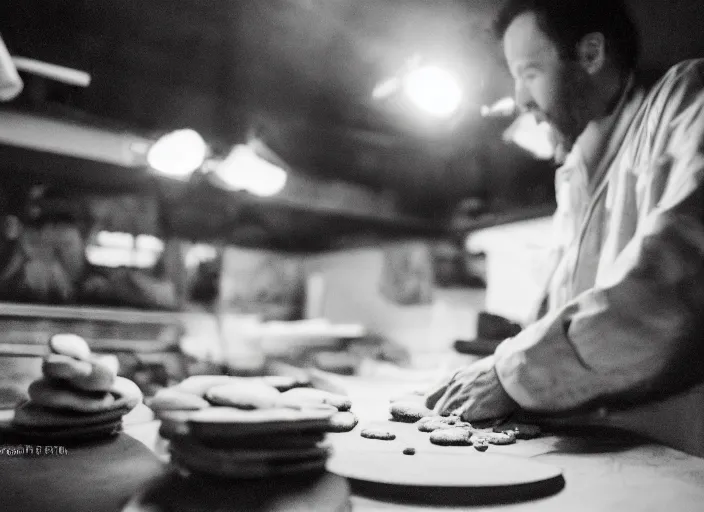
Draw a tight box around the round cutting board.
[326,450,564,505]
[121,469,351,512]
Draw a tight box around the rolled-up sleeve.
[494,62,704,412]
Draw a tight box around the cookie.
[429,427,472,446]
[71,356,118,392]
[493,422,542,440]
[470,431,517,446]
[326,411,358,433]
[279,388,352,412]
[147,388,211,411]
[175,375,236,397]
[49,334,91,361]
[28,379,115,413]
[389,401,433,423]
[205,382,281,410]
[109,376,143,411]
[157,410,193,439]
[416,415,465,432]
[12,401,130,429]
[474,441,489,452]
[260,376,306,392]
[360,429,396,441]
[42,354,93,381]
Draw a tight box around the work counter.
[3,375,704,512]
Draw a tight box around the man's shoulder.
[631,59,704,132]
[645,59,704,101]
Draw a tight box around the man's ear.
[577,33,606,74]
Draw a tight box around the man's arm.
[495,62,704,412]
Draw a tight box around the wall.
[301,242,485,364]
[467,217,554,325]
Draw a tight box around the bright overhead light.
[403,66,463,118]
[503,113,555,160]
[214,144,287,197]
[0,36,23,101]
[147,129,207,179]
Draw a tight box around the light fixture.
[503,113,555,160]
[213,144,287,197]
[402,66,463,118]
[12,57,91,87]
[87,231,164,269]
[147,129,208,179]
[0,36,22,101]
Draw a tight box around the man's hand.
[424,356,517,422]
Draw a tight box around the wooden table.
[127,416,704,512]
[320,376,704,512]
[3,375,704,512]
[121,376,704,511]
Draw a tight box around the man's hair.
[494,0,640,71]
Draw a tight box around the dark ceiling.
[0,0,703,248]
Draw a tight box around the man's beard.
[544,63,592,160]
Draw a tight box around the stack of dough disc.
[147,375,358,479]
[3,334,142,443]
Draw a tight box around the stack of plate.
[147,375,356,479]
[0,334,143,444]
[166,407,335,479]
[5,377,141,443]
[6,402,129,444]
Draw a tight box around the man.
[426,0,704,455]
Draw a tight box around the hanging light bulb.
[214,144,287,197]
[402,66,463,118]
[147,129,208,179]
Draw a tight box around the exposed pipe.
[0,110,148,168]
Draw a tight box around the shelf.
[0,302,182,325]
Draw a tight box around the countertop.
[3,373,704,512]
[123,375,704,512]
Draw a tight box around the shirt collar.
[560,74,637,182]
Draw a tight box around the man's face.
[503,12,593,152]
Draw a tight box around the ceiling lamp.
[147,129,208,179]
[0,36,23,101]
[12,57,91,87]
[402,66,463,118]
[373,58,464,120]
[213,144,287,197]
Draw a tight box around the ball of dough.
[49,334,91,361]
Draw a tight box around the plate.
[170,435,330,462]
[188,407,333,439]
[326,450,564,505]
[11,402,131,428]
[1,419,122,444]
[171,447,328,479]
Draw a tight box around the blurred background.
[0,0,702,405]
